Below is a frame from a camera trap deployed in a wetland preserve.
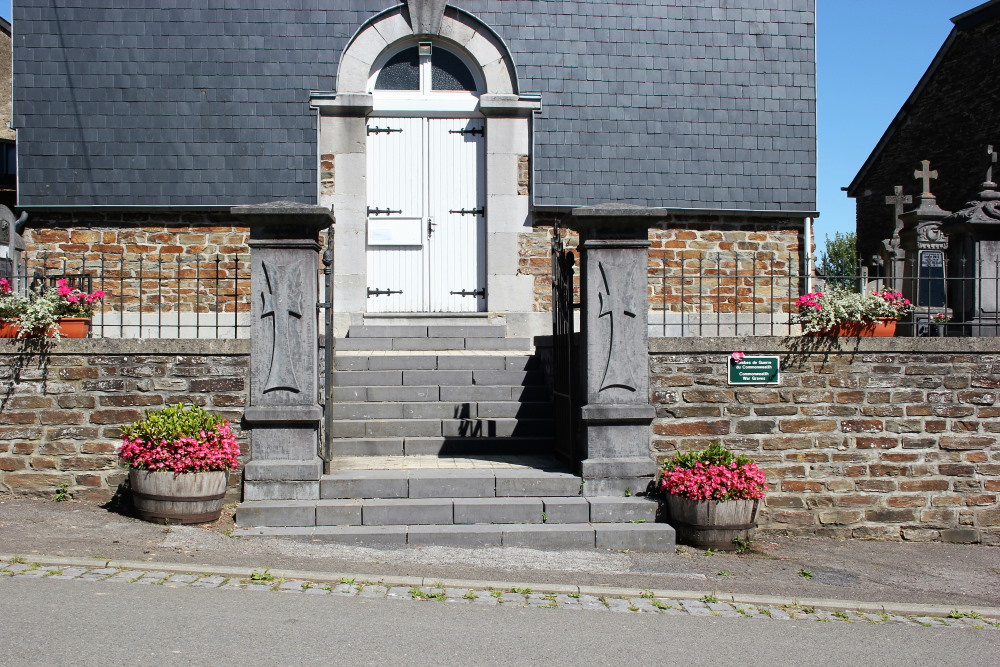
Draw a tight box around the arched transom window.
[369,42,482,113]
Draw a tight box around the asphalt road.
[0,576,992,666]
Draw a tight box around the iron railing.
[649,251,1000,337]
[14,253,251,339]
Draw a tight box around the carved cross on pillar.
[596,261,638,392]
[914,159,938,197]
[261,260,303,394]
[885,185,912,239]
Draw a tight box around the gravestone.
[942,146,1000,336]
[898,160,951,334]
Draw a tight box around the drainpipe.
[803,216,813,294]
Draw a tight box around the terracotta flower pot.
[129,469,228,524]
[665,495,760,550]
[813,318,897,337]
[55,317,91,338]
[0,319,20,338]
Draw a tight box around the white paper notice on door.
[367,218,423,246]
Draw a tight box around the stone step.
[237,496,657,528]
[320,468,582,499]
[334,354,540,372]
[329,436,554,456]
[330,385,549,403]
[335,337,531,352]
[232,521,674,551]
[329,418,555,439]
[347,324,507,339]
[329,401,553,420]
[331,369,545,388]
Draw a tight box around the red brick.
[855,437,898,449]
[781,480,824,492]
[865,508,916,523]
[90,409,144,425]
[653,421,730,436]
[868,464,904,477]
[840,419,884,433]
[964,495,997,506]
[855,479,897,492]
[899,479,950,492]
[985,480,1000,492]
[819,510,863,525]
[977,509,1000,526]
[940,436,995,450]
[769,511,816,526]
[778,419,837,433]
[0,456,26,471]
[888,496,927,508]
[835,494,880,507]
[938,464,975,476]
[881,452,919,462]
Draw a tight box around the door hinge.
[450,288,487,298]
[367,126,402,135]
[449,127,484,136]
[368,288,403,297]
[368,207,403,216]
[449,207,485,216]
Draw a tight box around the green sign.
[728,356,780,385]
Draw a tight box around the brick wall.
[521,215,803,314]
[649,337,1000,544]
[0,339,250,502]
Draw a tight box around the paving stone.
[78,568,120,581]
[526,593,560,608]
[681,600,714,615]
[321,471,409,499]
[302,586,332,595]
[706,602,743,617]
[3,563,31,574]
[469,593,499,605]
[13,567,58,578]
[604,597,635,613]
[330,583,356,596]
[495,470,581,497]
[386,586,413,601]
[191,576,227,588]
[576,595,609,611]
[498,592,527,606]
[358,584,389,598]
[627,598,662,613]
[278,580,309,592]
[764,607,793,620]
[46,567,89,580]
[164,574,200,585]
[103,570,145,583]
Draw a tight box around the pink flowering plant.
[0,278,27,319]
[658,443,768,502]
[793,287,914,334]
[14,278,106,337]
[118,404,241,473]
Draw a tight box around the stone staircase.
[235,323,674,551]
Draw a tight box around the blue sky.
[0,0,981,254]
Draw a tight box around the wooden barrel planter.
[665,495,759,550]
[129,469,227,524]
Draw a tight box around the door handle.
[427,217,436,239]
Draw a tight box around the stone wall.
[0,339,250,502]
[649,336,1000,544]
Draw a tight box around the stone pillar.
[898,162,951,335]
[232,202,334,501]
[567,206,657,495]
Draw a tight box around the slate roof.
[12,0,816,212]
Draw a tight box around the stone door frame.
[310,4,542,336]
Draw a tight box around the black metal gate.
[551,221,579,466]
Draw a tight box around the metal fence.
[648,251,999,337]
[16,253,252,339]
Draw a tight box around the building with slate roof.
[847,0,1000,267]
[11,0,816,337]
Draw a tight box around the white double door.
[366,116,486,313]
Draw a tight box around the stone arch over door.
[312,4,543,335]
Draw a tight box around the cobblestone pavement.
[2,560,997,631]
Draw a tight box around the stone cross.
[914,159,938,197]
[885,185,912,237]
[261,260,303,394]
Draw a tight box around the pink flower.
[731,351,745,362]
